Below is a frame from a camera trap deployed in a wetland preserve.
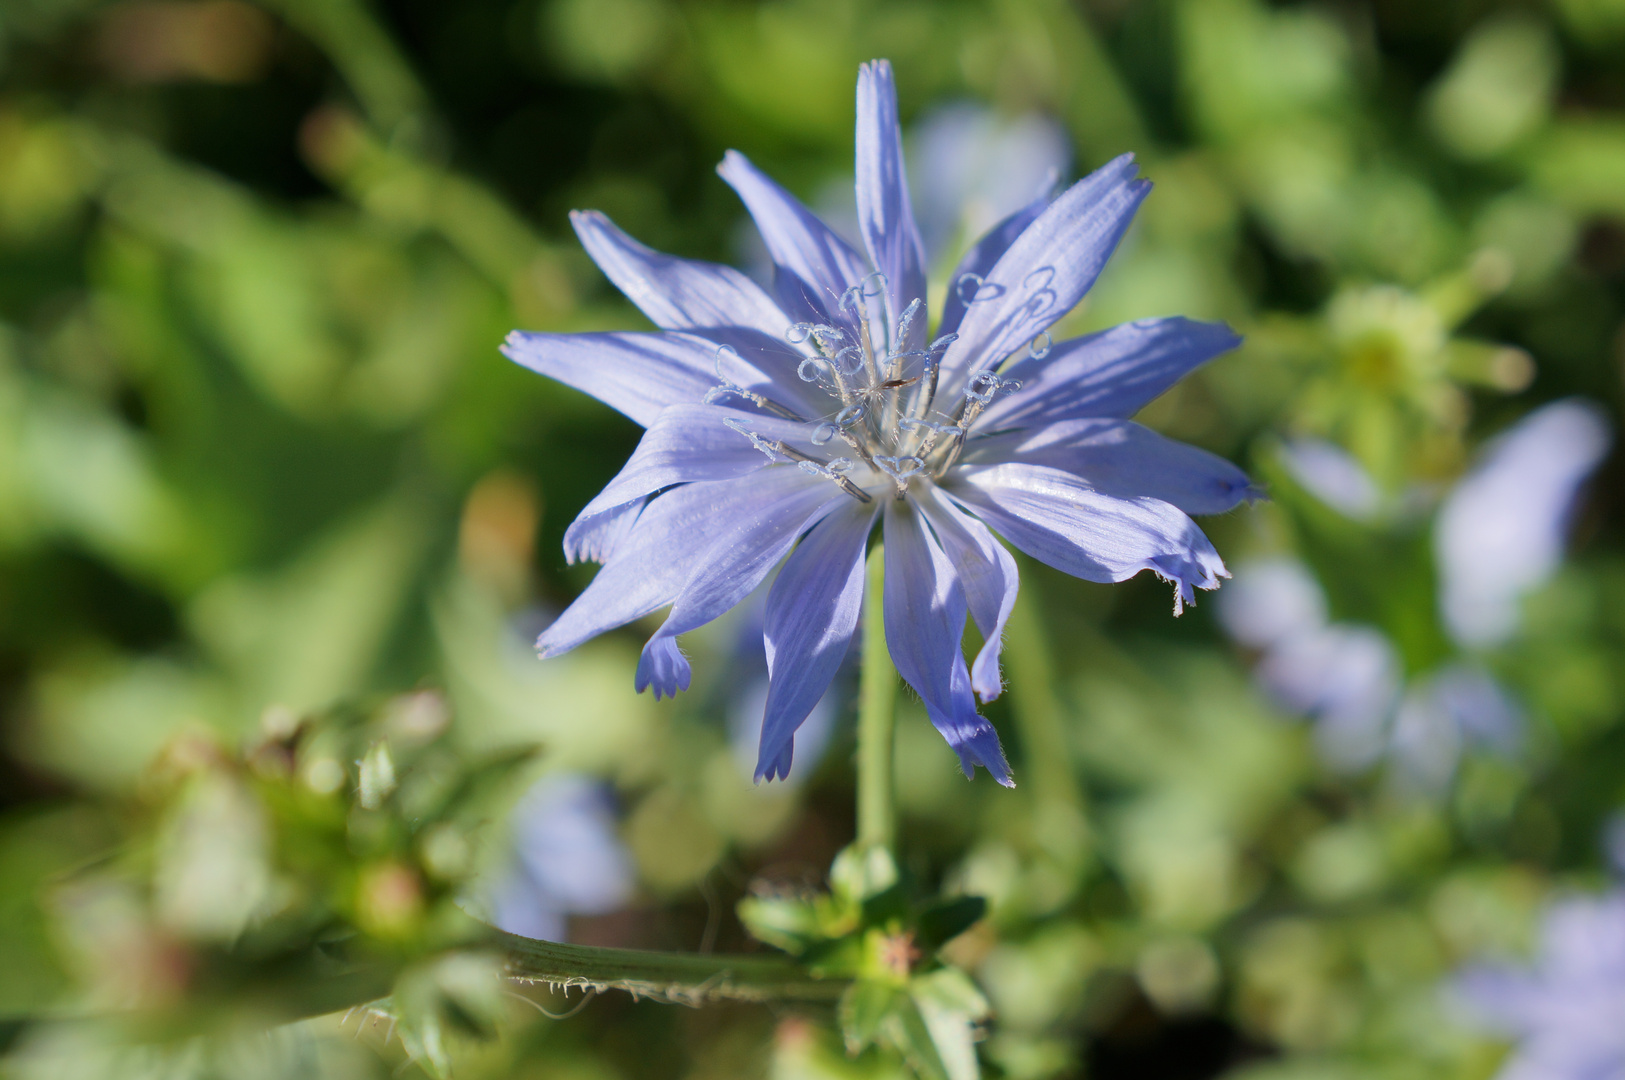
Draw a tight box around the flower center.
[712,271,1024,501]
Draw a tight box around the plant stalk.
[500,933,846,1004]
[1002,568,1091,901]
[856,544,898,854]
[1002,587,1082,816]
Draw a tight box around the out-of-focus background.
[1,0,1623,1077]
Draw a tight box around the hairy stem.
[500,933,845,1004]
[857,544,898,854]
[0,933,849,1043]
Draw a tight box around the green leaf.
[910,969,990,1080]
[886,993,952,1080]
[915,896,987,953]
[830,843,899,904]
[737,894,823,956]
[838,978,907,1054]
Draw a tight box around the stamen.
[915,332,957,419]
[856,307,881,387]
[963,370,1005,405]
[764,272,1034,499]
[722,418,784,462]
[796,458,872,503]
[795,347,854,404]
[933,372,1021,477]
[798,357,832,384]
[899,416,962,459]
[787,323,848,351]
[810,403,864,446]
[873,454,925,498]
[725,417,871,503]
[889,297,922,377]
[703,344,806,419]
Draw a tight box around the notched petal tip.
[753,739,795,784]
[857,59,896,96]
[635,635,692,700]
[1148,547,1228,618]
[948,721,1015,787]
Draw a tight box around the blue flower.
[1220,399,1610,784]
[722,599,846,785]
[504,61,1252,786]
[486,774,634,943]
[1453,890,1625,1080]
[908,102,1071,267]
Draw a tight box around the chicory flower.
[1453,890,1625,1080]
[909,103,1071,266]
[504,61,1253,785]
[1221,399,1610,783]
[486,774,634,943]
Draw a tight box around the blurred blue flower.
[486,774,635,942]
[1277,438,1387,521]
[1453,890,1625,1080]
[908,103,1070,266]
[1436,399,1611,647]
[1221,399,1610,784]
[505,61,1254,785]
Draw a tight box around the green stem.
[0,934,848,1042]
[856,544,897,854]
[1002,571,1090,892]
[1003,588,1081,815]
[500,933,845,1004]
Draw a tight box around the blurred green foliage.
[1,0,1623,1078]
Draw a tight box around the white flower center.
[712,270,1032,501]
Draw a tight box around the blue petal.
[756,501,877,780]
[938,154,1149,394]
[570,404,827,549]
[1435,398,1611,648]
[1217,557,1328,649]
[979,317,1241,431]
[634,636,691,700]
[1276,438,1384,521]
[855,60,928,330]
[570,210,791,338]
[937,191,1050,339]
[914,486,1018,702]
[564,498,643,565]
[636,469,844,698]
[509,775,634,913]
[1257,623,1399,771]
[537,467,827,658]
[503,329,823,430]
[503,330,712,428]
[963,418,1261,516]
[948,463,1227,615]
[718,150,870,321]
[882,501,1013,785]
